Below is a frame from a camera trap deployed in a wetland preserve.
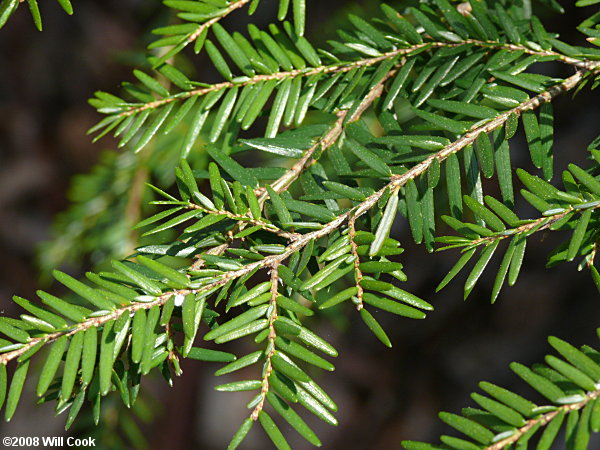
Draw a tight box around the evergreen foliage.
[2,0,600,448]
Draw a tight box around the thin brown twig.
[250,265,280,421]
[348,217,364,311]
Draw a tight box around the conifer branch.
[116,45,420,119]
[6,64,588,369]
[362,70,595,215]
[170,70,599,306]
[0,291,171,365]
[243,69,594,277]
[470,203,600,248]
[486,388,600,450]
[114,40,596,120]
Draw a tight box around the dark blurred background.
[0,1,598,449]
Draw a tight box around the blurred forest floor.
[0,1,599,449]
